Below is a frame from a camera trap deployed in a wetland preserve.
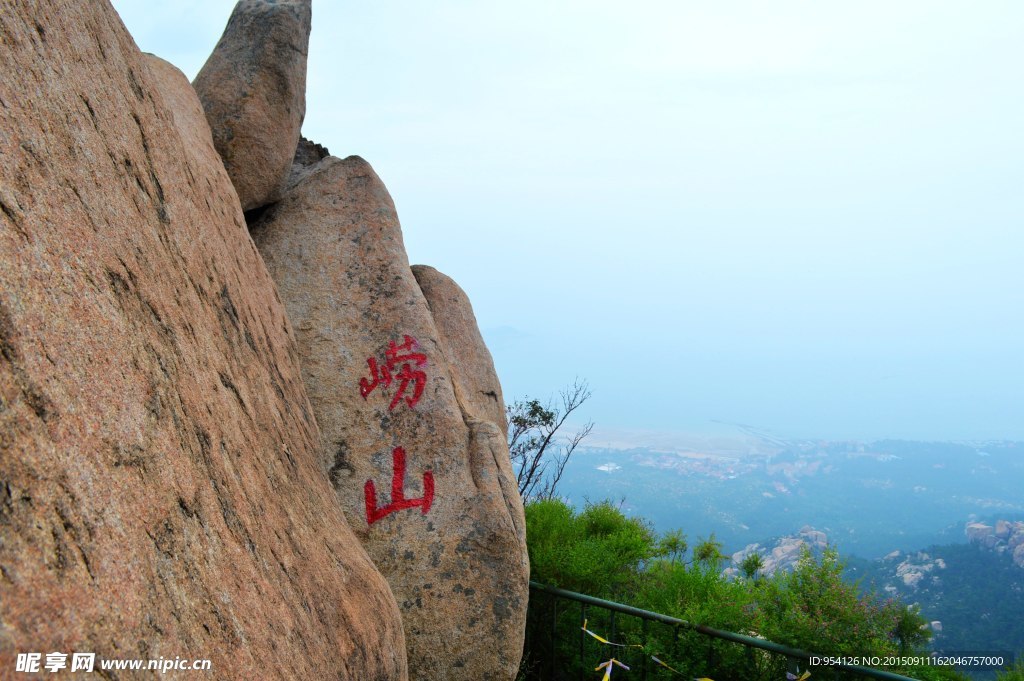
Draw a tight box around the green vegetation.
[855,542,1024,657]
[522,499,971,681]
[996,659,1024,681]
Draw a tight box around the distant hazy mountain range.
[557,437,1024,557]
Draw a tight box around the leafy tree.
[657,528,688,564]
[740,552,765,580]
[893,603,931,654]
[691,534,727,571]
[507,379,592,500]
[756,546,929,658]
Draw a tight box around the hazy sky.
[111,1,1023,442]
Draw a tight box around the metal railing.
[524,581,921,681]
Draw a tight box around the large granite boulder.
[0,4,406,678]
[411,265,509,438]
[193,0,311,211]
[965,522,994,544]
[251,155,529,679]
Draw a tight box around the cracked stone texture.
[251,154,529,680]
[193,0,310,211]
[0,4,406,679]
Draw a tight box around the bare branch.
[506,380,593,501]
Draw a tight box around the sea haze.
[556,436,1024,559]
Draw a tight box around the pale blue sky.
[112,1,1023,441]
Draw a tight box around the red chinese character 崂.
[359,334,427,410]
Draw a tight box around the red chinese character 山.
[359,334,427,410]
[364,446,434,525]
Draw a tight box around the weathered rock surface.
[144,55,215,159]
[966,522,994,544]
[0,4,406,678]
[251,155,529,680]
[893,552,945,590]
[411,265,508,437]
[995,519,1012,539]
[727,525,829,578]
[193,0,311,211]
[966,520,1024,568]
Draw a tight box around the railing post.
[707,632,717,677]
[579,602,587,681]
[640,619,648,681]
[671,622,680,677]
[549,597,557,680]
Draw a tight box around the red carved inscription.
[364,446,434,525]
[359,334,427,410]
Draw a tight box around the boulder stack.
[0,3,406,678]
[967,520,1024,568]
[193,0,311,211]
[1,0,529,677]
[251,155,529,680]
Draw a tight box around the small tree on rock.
[507,379,593,501]
[740,552,765,581]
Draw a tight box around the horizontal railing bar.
[529,581,919,681]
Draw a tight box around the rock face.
[966,522,995,544]
[728,526,829,578]
[193,0,311,211]
[966,520,1024,568]
[893,552,945,590]
[0,4,406,678]
[411,265,508,437]
[251,155,529,680]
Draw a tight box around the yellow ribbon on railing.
[595,658,630,681]
[582,619,644,648]
[582,620,693,676]
[650,654,685,675]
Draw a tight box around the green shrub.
[525,498,657,598]
[756,546,909,656]
[997,657,1024,680]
